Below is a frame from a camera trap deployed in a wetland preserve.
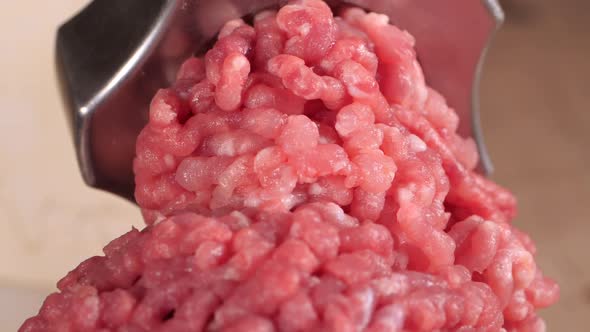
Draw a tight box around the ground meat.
[21,0,558,331]
[21,206,506,332]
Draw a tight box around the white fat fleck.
[254,10,276,22]
[332,159,349,172]
[285,36,298,49]
[290,222,302,237]
[367,199,381,209]
[217,139,236,156]
[408,134,427,152]
[309,183,324,196]
[356,287,376,329]
[397,188,414,203]
[230,55,249,71]
[244,196,261,208]
[373,304,406,330]
[282,195,295,208]
[367,13,389,26]
[297,23,312,36]
[282,194,305,210]
[480,220,499,234]
[308,276,321,287]
[319,59,333,72]
[329,204,346,222]
[220,19,243,37]
[374,275,408,296]
[152,212,167,225]
[514,251,535,286]
[83,296,99,307]
[210,245,224,257]
[230,211,251,228]
[413,82,428,109]
[348,86,371,99]
[223,267,240,281]
[341,69,360,84]
[163,154,175,168]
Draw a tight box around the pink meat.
[22,208,506,332]
[21,1,558,331]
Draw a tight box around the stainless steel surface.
[56,0,503,202]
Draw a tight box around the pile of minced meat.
[20,1,558,331]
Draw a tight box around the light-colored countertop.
[0,0,588,331]
[0,1,143,330]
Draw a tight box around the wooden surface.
[0,0,588,330]
[482,1,590,330]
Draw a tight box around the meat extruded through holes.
[21,1,558,331]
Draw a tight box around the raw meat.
[20,1,558,331]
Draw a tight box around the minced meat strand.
[20,1,558,331]
[22,206,508,331]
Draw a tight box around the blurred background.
[0,0,588,330]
